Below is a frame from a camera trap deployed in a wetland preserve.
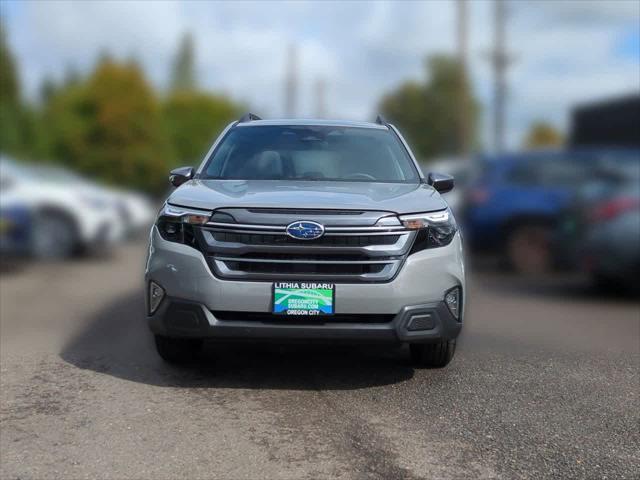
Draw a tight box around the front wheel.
[154,335,203,364]
[31,210,78,259]
[505,224,553,275]
[410,340,456,368]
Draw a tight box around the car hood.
[167,180,447,214]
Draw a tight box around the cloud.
[4,0,639,151]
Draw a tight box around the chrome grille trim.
[215,256,398,264]
[205,221,408,233]
[206,222,286,231]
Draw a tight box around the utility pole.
[284,44,298,117]
[315,77,326,118]
[490,0,511,153]
[457,0,470,157]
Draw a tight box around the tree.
[45,58,174,193]
[170,33,196,92]
[523,122,563,149]
[0,20,22,154]
[163,91,241,165]
[378,55,478,160]
[163,33,242,165]
[39,76,57,104]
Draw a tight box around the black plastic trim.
[147,298,462,343]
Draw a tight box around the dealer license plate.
[272,282,335,315]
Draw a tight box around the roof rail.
[375,114,388,126]
[238,112,262,123]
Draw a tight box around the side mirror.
[427,172,454,193]
[169,166,194,187]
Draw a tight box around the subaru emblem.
[286,221,325,240]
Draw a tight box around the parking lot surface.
[1,242,638,479]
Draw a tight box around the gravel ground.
[1,242,638,479]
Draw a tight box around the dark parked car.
[463,151,600,273]
[557,149,640,291]
[0,204,32,259]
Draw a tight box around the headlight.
[399,208,457,253]
[156,204,210,247]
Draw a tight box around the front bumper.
[148,297,461,343]
[145,226,465,343]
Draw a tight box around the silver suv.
[145,115,465,368]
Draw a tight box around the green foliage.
[0,27,246,193]
[0,22,18,105]
[44,59,175,193]
[379,55,478,160]
[164,32,242,166]
[523,121,563,149]
[0,20,21,154]
[163,91,241,165]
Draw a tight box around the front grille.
[212,311,394,323]
[211,231,400,247]
[194,217,415,283]
[216,259,388,276]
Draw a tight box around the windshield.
[201,125,420,183]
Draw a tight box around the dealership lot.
[1,242,638,479]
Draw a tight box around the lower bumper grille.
[215,258,389,276]
[212,311,395,324]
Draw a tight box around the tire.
[31,210,78,259]
[154,335,203,364]
[505,224,553,275]
[410,340,456,368]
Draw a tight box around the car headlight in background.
[156,204,210,247]
[400,208,458,253]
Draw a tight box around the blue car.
[463,150,603,273]
[0,204,33,258]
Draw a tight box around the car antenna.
[238,112,262,123]
[375,114,388,126]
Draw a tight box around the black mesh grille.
[212,311,394,323]
[217,260,387,276]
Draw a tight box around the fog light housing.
[148,281,165,315]
[444,287,461,320]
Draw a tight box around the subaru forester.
[145,115,465,368]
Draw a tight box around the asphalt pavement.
[1,241,638,479]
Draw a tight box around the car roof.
[479,148,640,165]
[235,119,388,130]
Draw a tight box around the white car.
[0,157,124,258]
[112,190,156,238]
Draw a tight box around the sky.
[2,0,639,151]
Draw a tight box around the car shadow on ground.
[59,291,415,390]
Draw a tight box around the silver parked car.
[145,115,466,367]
